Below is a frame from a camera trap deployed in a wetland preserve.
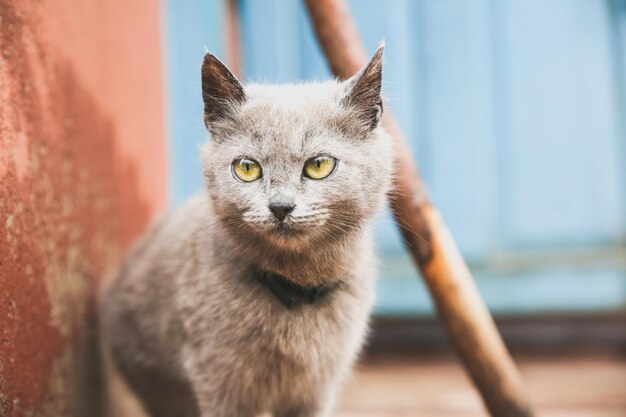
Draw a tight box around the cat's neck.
[253,266,342,309]
[217,225,369,288]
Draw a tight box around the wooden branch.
[304,1,535,416]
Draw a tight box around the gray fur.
[103,45,393,417]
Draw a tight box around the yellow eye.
[303,156,336,180]
[232,158,262,182]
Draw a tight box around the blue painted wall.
[164,0,626,315]
[163,0,225,204]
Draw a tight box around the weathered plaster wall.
[0,1,166,415]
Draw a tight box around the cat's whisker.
[324,218,363,236]
[293,220,327,228]
[293,214,330,221]
[292,214,331,224]
[191,217,247,238]
[390,215,431,249]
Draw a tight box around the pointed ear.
[201,53,246,127]
[341,43,384,130]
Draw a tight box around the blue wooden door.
[164,0,626,315]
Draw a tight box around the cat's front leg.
[273,391,336,417]
[273,403,333,417]
[273,403,322,417]
[195,397,259,417]
[192,385,262,417]
[188,370,255,417]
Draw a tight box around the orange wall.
[0,1,166,415]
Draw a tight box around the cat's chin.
[255,221,319,248]
[268,221,311,237]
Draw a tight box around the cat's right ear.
[201,53,246,127]
[341,43,384,131]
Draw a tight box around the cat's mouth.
[270,220,309,236]
[240,211,329,241]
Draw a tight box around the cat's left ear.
[341,43,384,130]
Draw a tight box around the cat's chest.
[257,286,373,362]
[192,260,375,365]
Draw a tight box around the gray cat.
[102,44,393,417]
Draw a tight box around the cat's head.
[201,45,393,253]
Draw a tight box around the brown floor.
[335,354,626,417]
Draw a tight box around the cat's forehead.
[242,82,342,123]
[212,80,368,161]
[231,82,350,142]
[245,81,342,105]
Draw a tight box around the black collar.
[253,267,341,310]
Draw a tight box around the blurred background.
[0,0,625,416]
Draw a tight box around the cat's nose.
[268,203,295,222]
